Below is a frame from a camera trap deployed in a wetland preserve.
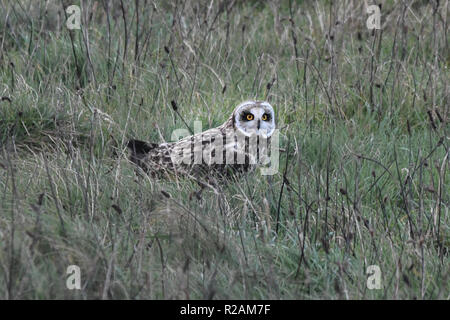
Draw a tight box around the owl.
[127,100,276,181]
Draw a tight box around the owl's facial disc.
[234,101,275,138]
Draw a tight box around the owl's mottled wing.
[127,139,175,177]
[127,125,268,179]
[127,127,227,177]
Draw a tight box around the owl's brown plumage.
[127,100,275,180]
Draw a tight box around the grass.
[0,0,448,299]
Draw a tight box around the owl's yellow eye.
[246,114,254,121]
[262,114,268,121]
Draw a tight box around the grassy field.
[0,0,448,299]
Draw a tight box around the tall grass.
[0,0,448,299]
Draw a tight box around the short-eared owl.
[128,100,276,180]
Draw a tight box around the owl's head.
[232,100,276,138]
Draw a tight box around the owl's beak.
[257,120,261,130]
